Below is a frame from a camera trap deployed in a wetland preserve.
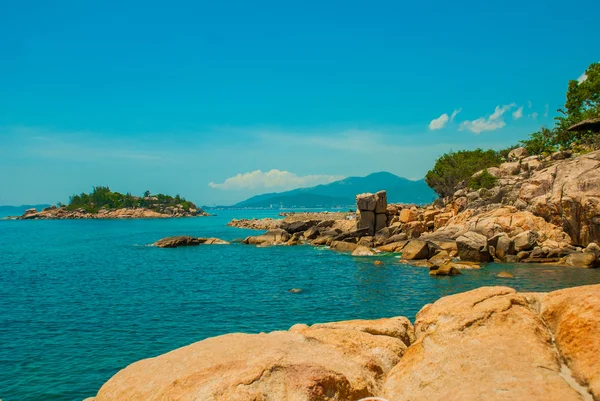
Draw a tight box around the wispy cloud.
[429,113,449,130]
[429,109,461,130]
[528,100,532,109]
[578,72,588,84]
[530,112,539,120]
[459,103,516,134]
[209,169,344,191]
[512,106,524,120]
[544,104,549,117]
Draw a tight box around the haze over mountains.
[231,172,436,208]
[0,204,51,218]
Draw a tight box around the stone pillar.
[356,191,388,235]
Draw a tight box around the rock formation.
[153,236,230,248]
[17,205,208,220]
[86,285,600,401]
[356,191,388,235]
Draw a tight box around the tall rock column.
[356,191,388,235]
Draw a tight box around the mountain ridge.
[232,172,436,208]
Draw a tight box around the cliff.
[86,284,600,400]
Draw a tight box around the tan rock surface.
[89,317,413,401]
[383,287,587,401]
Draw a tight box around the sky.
[1,0,598,206]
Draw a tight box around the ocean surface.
[1,210,600,401]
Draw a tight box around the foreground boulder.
[87,285,600,400]
[88,317,414,401]
[456,231,491,262]
[242,229,291,246]
[383,286,599,400]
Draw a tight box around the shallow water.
[1,210,599,400]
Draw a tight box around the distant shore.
[10,205,210,220]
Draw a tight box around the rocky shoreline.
[10,205,210,220]
[214,149,600,270]
[85,284,600,400]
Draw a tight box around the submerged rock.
[153,236,201,248]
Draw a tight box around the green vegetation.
[425,149,502,198]
[67,186,194,213]
[426,62,600,197]
[468,169,498,191]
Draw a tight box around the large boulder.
[513,230,539,252]
[374,190,388,214]
[356,210,375,235]
[351,246,377,256]
[153,236,202,248]
[540,285,600,399]
[89,317,413,401]
[281,220,319,234]
[356,193,377,211]
[242,229,290,245]
[399,209,417,223]
[565,252,598,268]
[383,286,593,400]
[375,213,387,233]
[456,231,491,262]
[508,147,529,161]
[401,240,429,260]
[495,235,515,261]
[330,241,359,253]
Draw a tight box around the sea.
[1,209,599,400]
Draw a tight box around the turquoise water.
[1,210,600,401]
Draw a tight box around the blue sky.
[1,0,598,205]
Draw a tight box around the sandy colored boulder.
[351,246,377,256]
[400,240,429,260]
[540,285,600,400]
[383,287,585,401]
[513,230,539,252]
[374,213,387,233]
[398,209,416,223]
[330,241,359,253]
[356,193,377,211]
[456,231,491,262]
[153,236,202,248]
[357,210,375,235]
[377,241,407,253]
[429,262,461,276]
[202,238,230,245]
[374,191,388,214]
[243,229,291,245]
[565,252,597,268]
[89,317,413,401]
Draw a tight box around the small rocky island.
[15,186,208,220]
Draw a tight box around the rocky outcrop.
[227,218,283,230]
[153,236,230,248]
[87,285,600,401]
[242,229,291,246]
[18,205,207,220]
[356,191,388,235]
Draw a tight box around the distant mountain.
[233,172,437,208]
[0,204,51,218]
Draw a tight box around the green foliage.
[468,169,498,191]
[425,149,502,198]
[519,127,555,155]
[66,186,194,212]
[497,145,519,161]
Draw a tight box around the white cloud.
[578,73,588,84]
[544,104,549,117]
[450,108,462,121]
[530,112,539,120]
[209,169,345,191]
[528,101,532,109]
[429,113,449,130]
[429,109,461,130]
[459,103,516,134]
[512,106,524,120]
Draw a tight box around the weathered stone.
[356,193,377,211]
[377,241,408,253]
[383,287,586,401]
[202,238,230,245]
[153,236,201,248]
[399,209,417,223]
[456,231,491,262]
[375,213,387,233]
[428,250,451,268]
[384,233,408,244]
[281,220,319,234]
[401,240,429,260]
[357,236,375,248]
[513,230,539,252]
[508,147,529,161]
[496,271,514,278]
[243,229,291,245]
[351,246,377,256]
[374,190,388,214]
[303,226,320,240]
[357,210,375,235]
[330,241,359,253]
[565,252,597,268]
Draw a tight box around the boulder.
[399,209,417,223]
[495,235,515,260]
[428,251,451,268]
[429,262,461,276]
[90,317,413,401]
[202,238,230,245]
[401,240,430,260]
[281,220,319,234]
[456,231,491,262]
[384,233,408,244]
[403,221,427,239]
[500,162,521,175]
[153,236,201,248]
[496,271,514,278]
[540,285,600,399]
[357,236,375,248]
[377,241,408,253]
[375,213,387,233]
[351,246,377,256]
[356,193,377,211]
[565,252,597,268]
[330,241,358,253]
[513,230,539,252]
[356,210,375,235]
[374,190,388,214]
[383,287,589,401]
[303,226,320,240]
[243,229,291,245]
[508,147,529,161]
